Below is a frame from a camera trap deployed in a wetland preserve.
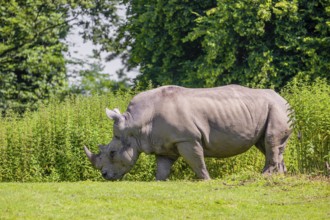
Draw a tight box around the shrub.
[0,92,133,182]
[281,78,330,175]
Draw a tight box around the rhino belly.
[203,127,261,158]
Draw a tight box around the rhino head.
[84,108,139,180]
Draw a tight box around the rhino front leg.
[177,141,211,180]
[156,156,177,181]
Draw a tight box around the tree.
[107,0,217,87]
[0,0,69,113]
[184,0,330,89]
[0,0,120,113]
[105,0,329,90]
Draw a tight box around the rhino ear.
[106,108,125,124]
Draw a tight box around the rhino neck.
[132,127,155,154]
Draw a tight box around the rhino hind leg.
[262,141,288,174]
[177,141,211,180]
[256,137,287,173]
[262,130,291,174]
[262,105,292,174]
[257,106,292,174]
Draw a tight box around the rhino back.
[126,85,290,158]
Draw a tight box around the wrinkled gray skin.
[84,85,292,181]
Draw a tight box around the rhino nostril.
[102,171,107,178]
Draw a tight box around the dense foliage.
[114,0,217,87]
[0,80,328,182]
[0,92,133,181]
[281,79,330,174]
[184,0,330,89]
[108,0,329,89]
[1,0,329,113]
[0,0,68,113]
[0,0,120,114]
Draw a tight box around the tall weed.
[281,78,330,175]
[0,92,133,181]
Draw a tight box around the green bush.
[0,80,329,182]
[281,78,330,175]
[0,93,133,182]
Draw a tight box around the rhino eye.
[109,150,116,158]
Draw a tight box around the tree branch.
[0,10,82,61]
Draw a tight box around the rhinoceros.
[84,85,292,180]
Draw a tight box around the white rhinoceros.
[84,85,292,180]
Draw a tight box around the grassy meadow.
[0,174,329,220]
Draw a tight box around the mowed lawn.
[0,175,329,220]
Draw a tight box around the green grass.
[1,174,329,220]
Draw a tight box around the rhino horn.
[84,146,98,166]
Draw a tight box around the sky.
[65,7,139,84]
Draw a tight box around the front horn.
[84,146,98,167]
